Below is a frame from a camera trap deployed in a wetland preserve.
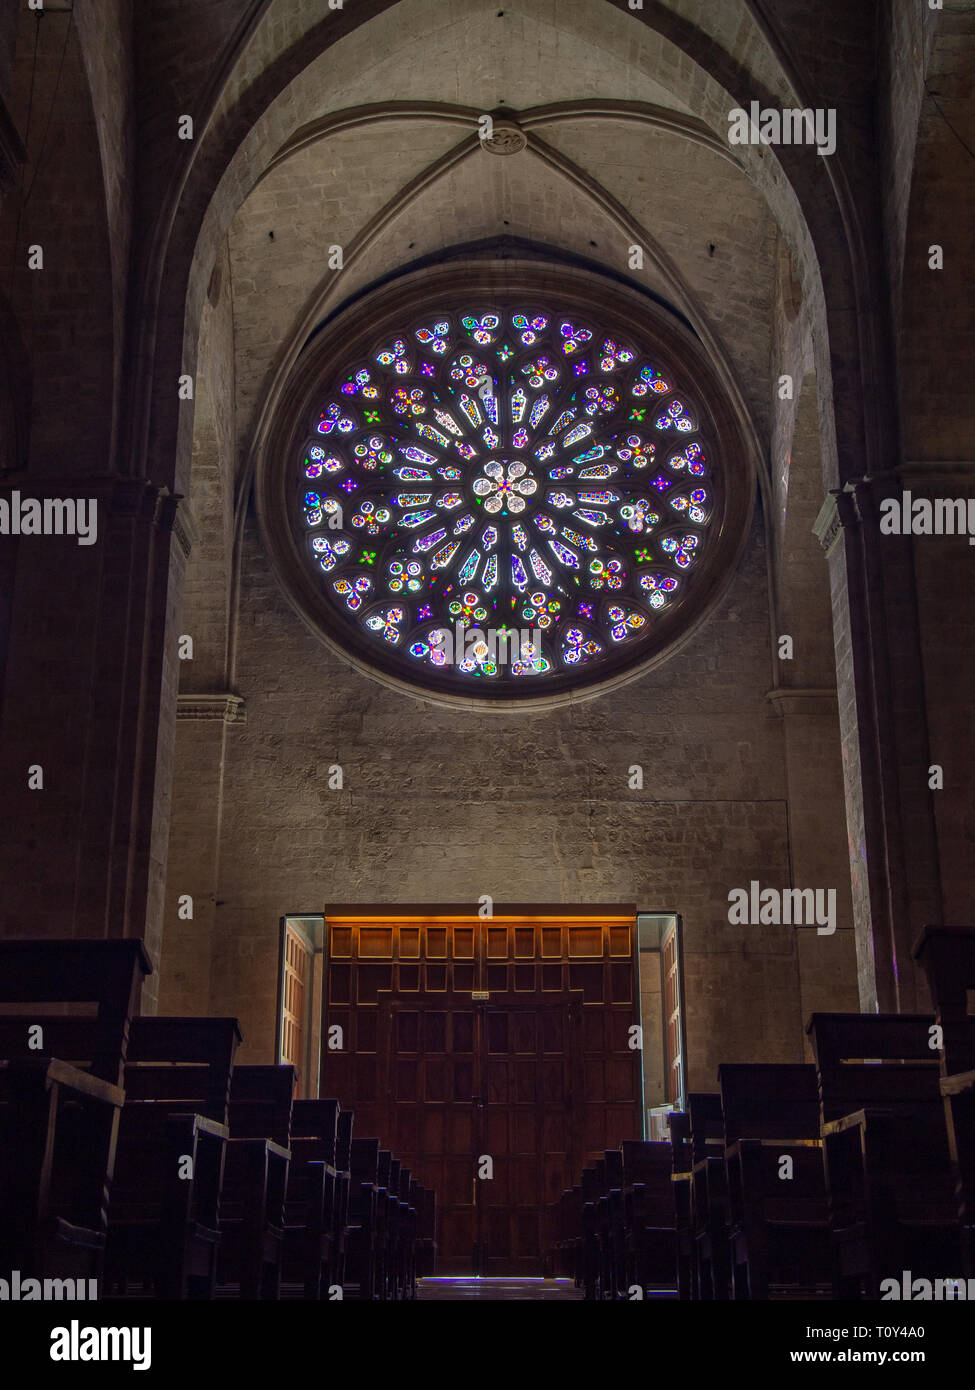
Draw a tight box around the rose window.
[293,305,717,697]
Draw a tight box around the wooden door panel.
[513,1062,536,1105]
[451,1010,474,1051]
[448,1108,472,1150]
[395,1108,419,1152]
[486,1109,509,1152]
[452,1059,474,1101]
[512,1108,535,1151]
[424,1058,447,1101]
[540,1059,566,1100]
[394,1058,418,1101]
[421,1108,443,1150]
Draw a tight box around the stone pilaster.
[814,476,944,1013]
[0,476,195,1014]
[766,687,859,1046]
[158,696,245,1017]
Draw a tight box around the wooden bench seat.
[553,1140,675,1300]
[216,1064,294,1299]
[620,1140,677,1297]
[687,1092,731,1300]
[914,925,975,1276]
[105,1016,242,1299]
[346,1136,381,1300]
[718,1062,830,1300]
[0,939,151,1286]
[808,1012,961,1298]
[669,1110,694,1300]
[416,1184,437,1278]
[288,1098,343,1296]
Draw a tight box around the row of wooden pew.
[0,939,436,1299]
[550,1140,677,1299]
[553,925,975,1300]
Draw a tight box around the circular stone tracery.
[293,305,717,696]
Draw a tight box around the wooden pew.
[335,1105,354,1284]
[287,1097,342,1297]
[372,1149,392,1300]
[552,1141,675,1300]
[687,1092,731,1299]
[105,1016,241,1299]
[408,1179,424,1281]
[620,1140,677,1297]
[807,1012,961,1299]
[0,939,151,1286]
[594,1152,622,1299]
[346,1137,381,1299]
[402,1176,421,1298]
[581,1166,604,1299]
[668,1110,694,1300]
[718,1063,830,1299]
[552,1185,583,1284]
[914,926,975,1277]
[216,1064,294,1299]
[387,1162,404,1300]
[416,1184,437,1278]
[0,939,152,1086]
[390,1161,412,1300]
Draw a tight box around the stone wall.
[160,499,857,1090]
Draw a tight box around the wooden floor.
[417,1277,584,1301]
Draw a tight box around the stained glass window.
[294,306,716,696]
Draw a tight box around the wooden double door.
[322,914,641,1275]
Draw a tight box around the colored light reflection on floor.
[416,1277,583,1300]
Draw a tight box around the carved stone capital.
[812,489,845,556]
[168,495,199,558]
[177,693,246,724]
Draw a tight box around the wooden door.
[380,989,480,1273]
[321,915,641,1274]
[662,918,685,1110]
[278,918,314,1097]
[476,991,582,1274]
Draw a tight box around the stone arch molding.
[254,259,756,713]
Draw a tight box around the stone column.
[766,687,859,1046]
[0,475,194,1014]
[814,476,944,1013]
